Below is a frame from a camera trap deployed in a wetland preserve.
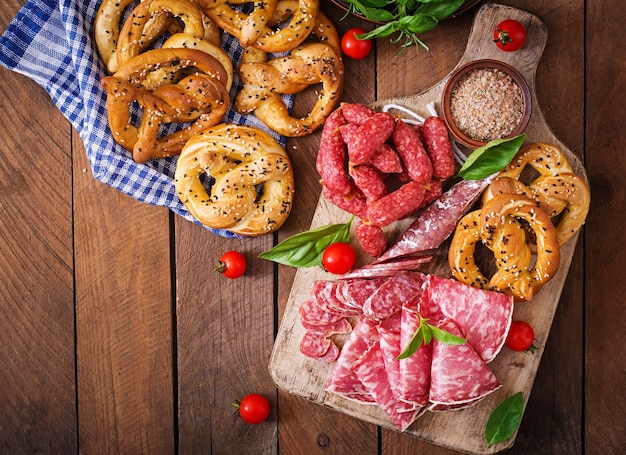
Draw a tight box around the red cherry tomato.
[341,28,372,60]
[493,19,527,52]
[214,250,247,279]
[322,242,357,275]
[505,320,536,352]
[235,393,270,424]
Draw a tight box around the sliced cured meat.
[299,298,344,327]
[338,256,432,280]
[376,313,402,399]
[326,317,380,404]
[362,272,426,320]
[429,319,501,406]
[353,340,423,431]
[366,181,426,227]
[375,176,495,263]
[347,112,395,165]
[421,275,514,363]
[339,278,388,308]
[392,119,433,185]
[398,296,432,409]
[355,221,388,257]
[313,281,362,317]
[300,331,334,358]
[422,116,456,179]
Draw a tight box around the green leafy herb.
[344,0,466,53]
[397,315,466,359]
[457,133,526,180]
[485,392,525,446]
[258,217,353,268]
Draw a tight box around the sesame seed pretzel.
[174,124,295,236]
[101,47,230,163]
[449,194,560,302]
[198,0,319,52]
[234,7,343,136]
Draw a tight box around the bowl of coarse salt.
[441,59,532,149]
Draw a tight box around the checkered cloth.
[0,0,292,238]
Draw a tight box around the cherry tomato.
[214,250,246,279]
[234,393,270,424]
[341,28,372,60]
[493,19,527,52]
[505,320,536,352]
[322,242,357,275]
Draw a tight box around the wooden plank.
[0,65,77,452]
[73,134,175,454]
[584,0,626,452]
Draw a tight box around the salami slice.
[353,340,424,431]
[421,275,514,363]
[338,257,432,280]
[299,298,344,327]
[377,313,403,400]
[429,318,501,406]
[313,281,363,317]
[375,176,495,263]
[339,278,388,308]
[362,272,426,320]
[325,317,380,404]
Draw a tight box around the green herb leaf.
[457,133,526,180]
[258,217,353,268]
[396,315,466,359]
[485,392,525,446]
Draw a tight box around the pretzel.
[483,143,590,245]
[199,0,319,52]
[234,7,343,137]
[174,123,295,236]
[101,48,230,163]
[449,194,560,302]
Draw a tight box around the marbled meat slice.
[362,272,426,320]
[325,317,380,404]
[314,281,362,317]
[353,340,424,431]
[429,319,501,406]
[299,297,344,327]
[339,278,388,310]
[299,318,352,361]
[422,275,514,363]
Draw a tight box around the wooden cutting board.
[269,3,588,454]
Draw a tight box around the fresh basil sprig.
[457,133,526,180]
[484,392,525,446]
[258,217,353,267]
[396,315,466,359]
[345,0,466,53]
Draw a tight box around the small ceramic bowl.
[441,59,532,149]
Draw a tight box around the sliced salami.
[339,278,388,308]
[362,272,426,320]
[429,318,501,406]
[299,298,344,327]
[338,256,432,280]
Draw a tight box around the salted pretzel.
[449,194,560,302]
[101,48,230,163]
[483,143,590,245]
[174,123,295,236]
[199,0,319,52]
[234,8,343,137]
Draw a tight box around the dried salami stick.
[423,116,456,179]
[392,119,433,185]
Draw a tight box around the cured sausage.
[366,181,426,227]
[316,108,351,196]
[340,102,376,125]
[392,119,433,185]
[349,165,387,202]
[422,116,456,179]
[375,176,495,263]
[347,112,395,165]
[355,221,388,257]
[369,143,404,174]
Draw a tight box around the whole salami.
[392,119,433,185]
[422,116,456,179]
[347,112,395,165]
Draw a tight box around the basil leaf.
[428,323,466,345]
[396,326,424,360]
[416,0,465,20]
[457,133,526,180]
[258,217,353,267]
[485,392,525,446]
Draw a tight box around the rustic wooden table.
[0,1,624,454]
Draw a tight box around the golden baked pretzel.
[199,0,319,52]
[101,48,230,163]
[234,8,343,137]
[483,143,590,246]
[174,124,295,236]
[449,194,560,302]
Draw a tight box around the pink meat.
[340,102,376,125]
[376,313,403,399]
[347,112,395,165]
[325,317,380,404]
[362,272,426,320]
[366,181,426,227]
[422,116,456,179]
[339,278,388,308]
[313,281,362,317]
[392,119,433,185]
[429,319,501,405]
[322,185,368,219]
[355,221,388,257]
[353,340,424,431]
[338,257,433,281]
[369,144,404,174]
[299,298,344,326]
[374,176,495,263]
[316,109,351,196]
[350,165,387,202]
[422,275,514,363]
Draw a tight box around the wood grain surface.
[0,0,624,454]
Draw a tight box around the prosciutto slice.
[429,319,501,406]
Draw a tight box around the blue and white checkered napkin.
[0,0,292,238]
